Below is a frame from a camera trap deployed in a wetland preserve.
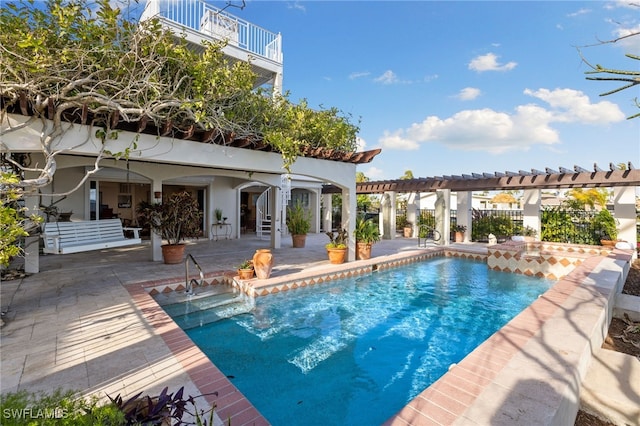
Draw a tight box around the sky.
[218,0,639,181]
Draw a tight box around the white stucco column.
[380,191,397,240]
[342,184,356,261]
[613,186,637,250]
[434,189,451,245]
[456,191,472,243]
[322,193,332,232]
[270,185,282,249]
[310,189,321,234]
[208,183,216,240]
[406,192,418,237]
[23,187,41,274]
[522,189,541,239]
[151,180,163,262]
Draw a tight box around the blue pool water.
[179,257,553,425]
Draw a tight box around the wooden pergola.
[321,162,639,248]
[323,162,640,194]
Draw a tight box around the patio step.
[164,292,255,329]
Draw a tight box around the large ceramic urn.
[252,249,274,279]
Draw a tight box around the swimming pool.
[165,257,554,425]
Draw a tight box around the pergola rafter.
[322,162,640,194]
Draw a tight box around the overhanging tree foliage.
[0,0,360,191]
[0,0,360,265]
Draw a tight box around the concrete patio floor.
[1,233,638,425]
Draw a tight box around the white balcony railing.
[142,0,282,64]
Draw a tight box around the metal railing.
[185,253,204,295]
[147,0,282,64]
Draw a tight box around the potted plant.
[354,216,380,260]
[325,228,348,264]
[286,200,311,248]
[237,259,254,280]
[592,209,618,246]
[396,215,413,238]
[214,208,223,224]
[452,224,467,243]
[137,191,203,264]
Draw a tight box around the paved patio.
[1,234,638,425]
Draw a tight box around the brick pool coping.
[125,246,633,426]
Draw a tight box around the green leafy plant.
[0,172,42,267]
[108,386,216,426]
[592,208,618,241]
[354,216,380,244]
[238,259,253,270]
[0,0,362,194]
[396,215,410,230]
[0,388,125,426]
[452,224,467,233]
[214,208,223,222]
[325,229,348,249]
[471,209,514,241]
[286,201,311,235]
[137,191,203,245]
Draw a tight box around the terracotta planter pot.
[291,234,307,248]
[327,247,347,264]
[356,242,372,260]
[237,268,254,280]
[403,227,413,238]
[253,249,274,279]
[161,244,185,264]
[455,232,464,243]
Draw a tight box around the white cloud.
[524,88,626,123]
[362,166,385,179]
[456,87,481,101]
[468,53,517,72]
[287,2,306,12]
[356,136,367,152]
[567,8,591,17]
[374,70,399,85]
[379,129,420,150]
[612,24,640,49]
[378,88,625,153]
[349,71,371,80]
[605,0,640,10]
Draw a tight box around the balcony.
[140,0,283,92]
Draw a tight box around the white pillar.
[270,185,282,249]
[342,184,356,261]
[310,189,321,234]
[23,188,40,274]
[322,193,332,232]
[434,189,451,245]
[151,180,163,262]
[406,192,418,236]
[522,189,541,239]
[208,183,216,240]
[380,191,397,240]
[456,191,472,243]
[613,186,636,248]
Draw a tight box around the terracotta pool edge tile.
[124,286,269,426]
[384,251,610,425]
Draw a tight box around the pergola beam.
[347,167,640,194]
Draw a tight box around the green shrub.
[0,389,124,426]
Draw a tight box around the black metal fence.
[395,208,630,245]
